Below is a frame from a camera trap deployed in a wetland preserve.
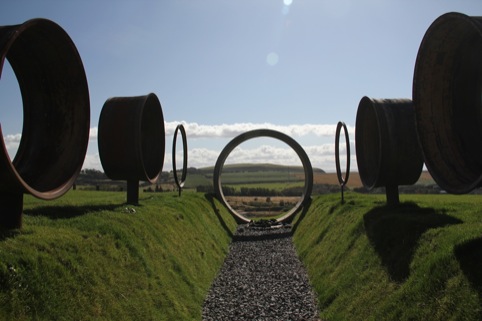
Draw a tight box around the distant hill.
[76,166,441,194]
[197,163,326,174]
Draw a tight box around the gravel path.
[202,221,320,321]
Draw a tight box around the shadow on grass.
[204,193,234,238]
[0,229,22,242]
[24,204,123,220]
[455,237,482,305]
[290,197,312,235]
[363,202,462,282]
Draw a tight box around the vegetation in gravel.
[292,192,482,321]
[0,191,237,321]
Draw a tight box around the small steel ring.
[172,124,188,190]
[335,121,350,186]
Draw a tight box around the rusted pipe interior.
[355,97,423,204]
[0,18,90,198]
[355,99,381,190]
[413,12,482,194]
[98,93,164,185]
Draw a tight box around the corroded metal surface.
[98,93,165,204]
[413,12,482,194]
[172,124,188,196]
[213,129,313,223]
[0,19,90,228]
[355,97,423,205]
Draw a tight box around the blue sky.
[1,0,481,173]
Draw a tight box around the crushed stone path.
[202,221,320,321]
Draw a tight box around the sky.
[0,0,481,174]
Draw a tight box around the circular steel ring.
[213,129,313,223]
[413,12,482,194]
[98,93,165,183]
[335,121,350,186]
[0,18,90,198]
[172,124,188,190]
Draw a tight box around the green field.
[0,190,481,320]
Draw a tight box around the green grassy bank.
[292,192,482,321]
[0,191,237,321]
[1,190,481,320]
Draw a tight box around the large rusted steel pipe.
[98,93,165,204]
[413,12,482,194]
[0,19,90,229]
[355,97,423,205]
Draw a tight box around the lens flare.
[266,52,279,66]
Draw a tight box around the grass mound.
[292,192,482,321]
[0,191,237,321]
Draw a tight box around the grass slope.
[292,192,482,321]
[0,191,237,321]
[2,190,481,320]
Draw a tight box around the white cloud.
[89,127,98,140]
[4,122,358,173]
[3,133,21,159]
[89,121,355,140]
[82,152,103,171]
[163,121,354,139]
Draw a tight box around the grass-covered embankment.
[292,192,482,321]
[2,189,481,320]
[0,191,237,320]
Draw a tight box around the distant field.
[179,164,436,195]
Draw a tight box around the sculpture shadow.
[24,204,123,220]
[204,193,234,238]
[363,202,462,282]
[291,197,313,235]
[455,237,482,303]
[0,229,22,242]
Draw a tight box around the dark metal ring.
[335,121,350,186]
[413,12,482,194]
[98,93,165,204]
[98,93,165,183]
[213,129,313,223]
[0,18,90,228]
[172,124,188,193]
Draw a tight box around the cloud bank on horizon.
[4,121,355,174]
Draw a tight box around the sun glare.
[266,52,279,66]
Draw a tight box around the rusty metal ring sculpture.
[213,129,313,223]
[0,19,90,229]
[335,121,350,186]
[355,97,423,205]
[172,124,188,196]
[413,12,482,194]
[98,93,165,204]
[335,121,350,203]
